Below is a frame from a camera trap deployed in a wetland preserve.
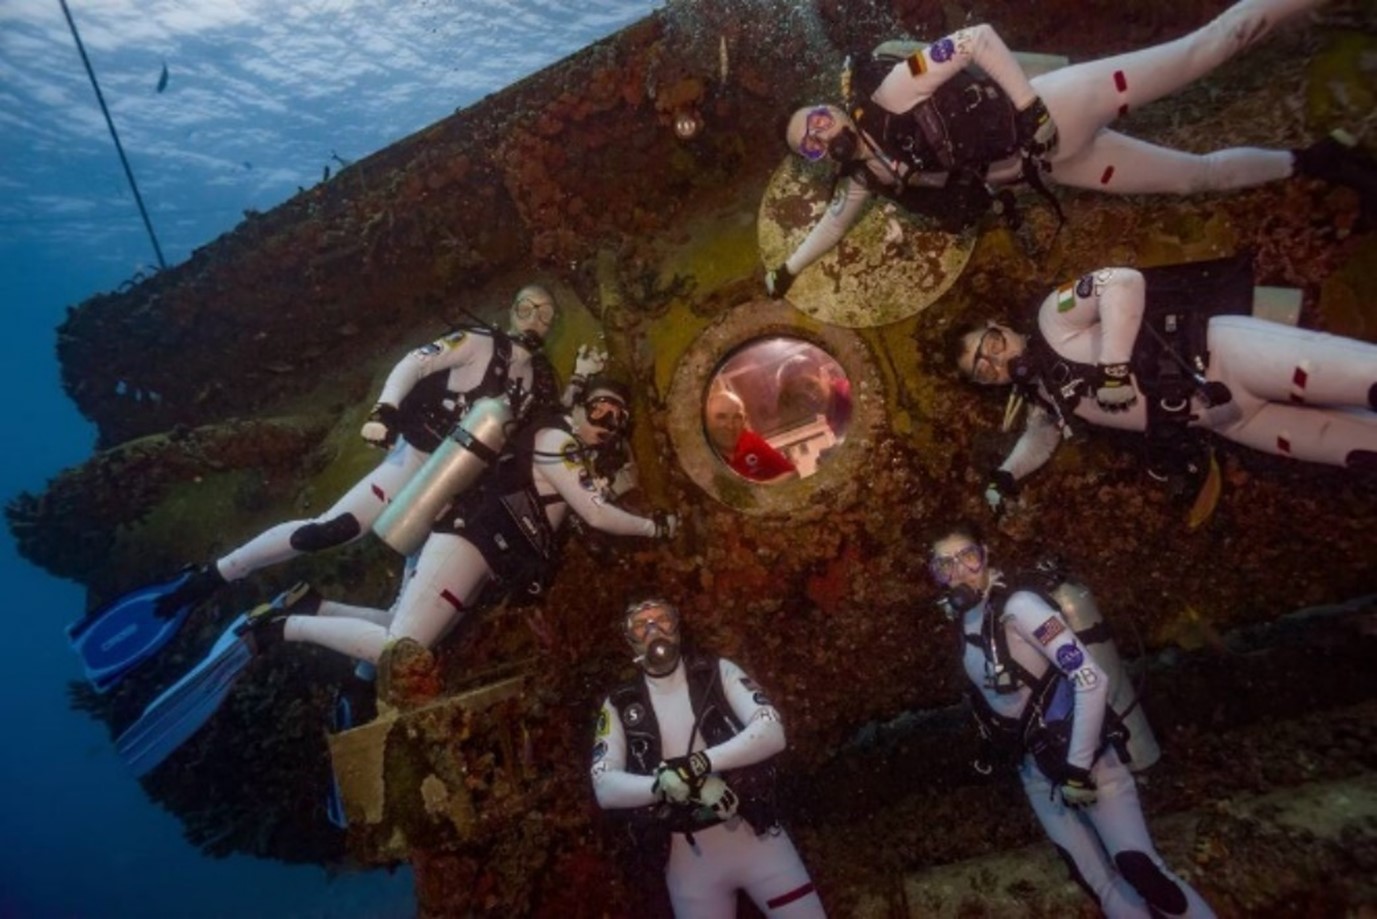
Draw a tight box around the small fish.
[719,35,729,83]
[156,61,169,93]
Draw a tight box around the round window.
[704,338,852,484]
[665,299,882,516]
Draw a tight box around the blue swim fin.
[115,614,253,778]
[67,570,200,694]
[325,689,354,829]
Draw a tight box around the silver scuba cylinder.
[372,396,514,556]
[1050,579,1161,772]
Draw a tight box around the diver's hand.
[984,469,1018,514]
[653,755,709,803]
[360,403,401,448]
[1015,96,1058,159]
[663,752,712,789]
[653,511,679,540]
[652,765,692,803]
[1058,766,1098,809]
[694,775,739,820]
[765,264,796,299]
[573,344,608,380]
[1094,363,1137,412]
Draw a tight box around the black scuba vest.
[1019,254,1256,434]
[842,60,1022,232]
[609,653,780,836]
[962,573,1129,777]
[434,411,581,600]
[397,326,515,454]
[852,69,1020,179]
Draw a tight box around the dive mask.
[928,543,986,586]
[585,395,630,434]
[624,600,682,676]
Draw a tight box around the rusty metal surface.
[757,156,976,327]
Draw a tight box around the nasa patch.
[1075,274,1095,299]
[930,37,957,63]
[1056,644,1085,671]
[624,703,646,728]
[591,740,608,762]
[753,692,772,707]
[1033,617,1065,645]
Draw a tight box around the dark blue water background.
[0,2,661,914]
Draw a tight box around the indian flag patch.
[1056,282,1076,313]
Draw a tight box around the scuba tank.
[372,396,514,556]
[1045,573,1161,771]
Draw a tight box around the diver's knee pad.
[289,513,362,552]
[1114,850,1189,915]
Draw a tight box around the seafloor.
[9,0,1376,915]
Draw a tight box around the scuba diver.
[247,376,675,662]
[953,259,1377,512]
[70,284,607,692]
[928,521,1215,919]
[115,376,675,776]
[591,597,826,918]
[765,0,1377,297]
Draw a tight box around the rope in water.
[58,0,167,270]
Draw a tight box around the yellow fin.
[1186,448,1222,532]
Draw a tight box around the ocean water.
[0,1,660,915]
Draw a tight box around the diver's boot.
[1294,131,1377,220]
[238,581,321,653]
[152,562,228,620]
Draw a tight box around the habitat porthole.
[704,338,851,483]
[665,299,883,516]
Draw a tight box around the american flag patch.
[1034,616,1066,645]
[1056,283,1076,313]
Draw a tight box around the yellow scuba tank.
[1049,578,1162,772]
[372,396,514,556]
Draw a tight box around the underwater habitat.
[7,0,1377,915]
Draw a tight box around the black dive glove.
[360,402,401,448]
[652,511,679,540]
[1094,362,1137,412]
[765,264,796,299]
[984,469,1018,514]
[1058,764,1098,808]
[1015,96,1058,159]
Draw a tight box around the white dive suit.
[279,416,658,663]
[997,267,1377,483]
[785,0,1320,274]
[962,577,1215,918]
[591,656,825,919]
[214,326,546,582]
